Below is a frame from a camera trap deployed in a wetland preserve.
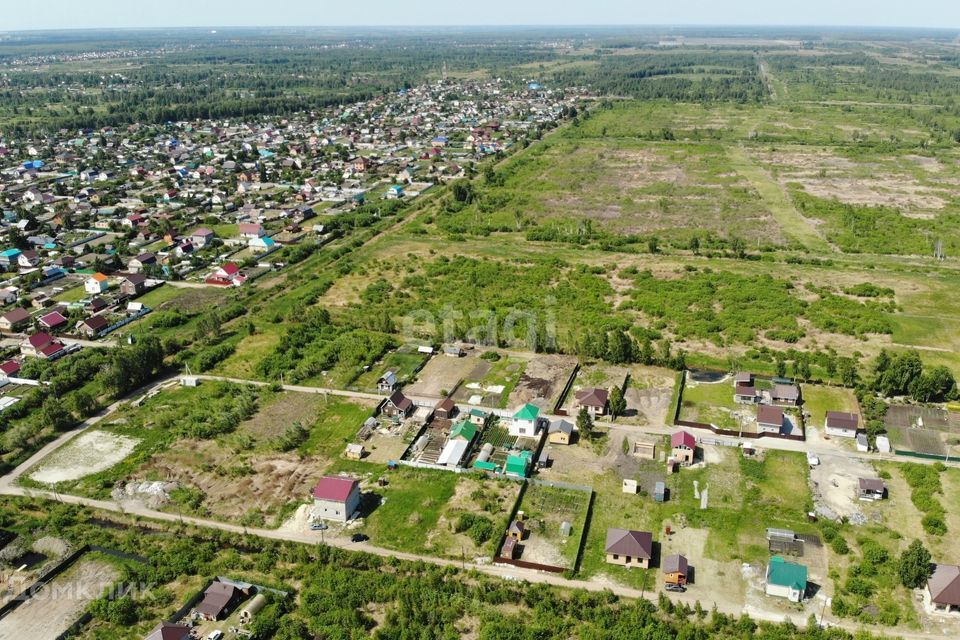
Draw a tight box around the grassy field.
[802,384,861,429]
[349,350,429,392]
[678,378,740,429]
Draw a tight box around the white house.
[312,476,361,523]
[510,403,540,437]
[248,236,276,253]
[825,411,859,438]
[84,273,110,295]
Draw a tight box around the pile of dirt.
[112,480,180,508]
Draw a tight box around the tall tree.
[898,539,932,588]
[576,406,593,442]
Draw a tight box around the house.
[120,273,148,297]
[84,272,110,294]
[734,384,760,404]
[0,360,21,377]
[144,621,191,640]
[0,307,31,331]
[248,235,276,253]
[38,310,68,331]
[504,450,532,478]
[312,476,361,522]
[443,344,464,357]
[195,581,245,621]
[547,419,573,445]
[17,250,40,268]
[858,478,886,501]
[468,408,487,427]
[765,556,807,602]
[21,332,63,358]
[928,564,960,613]
[377,370,398,393]
[510,403,540,437]
[191,227,215,248]
[85,298,108,313]
[345,443,365,460]
[670,430,697,465]
[507,520,526,540]
[633,439,656,460]
[771,384,800,407]
[734,371,754,386]
[382,390,413,419]
[127,253,157,273]
[0,248,22,270]
[604,528,653,568]
[76,314,109,337]
[756,404,784,434]
[825,411,859,438]
[449,420,477,442]
[238,222,265,238]
[207,262,246,286]
[434,396,456,420]
[663,554,689,585]
[574,388,609,417]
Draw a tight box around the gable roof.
[39,311,67,327]
[312,476,359,502]
[219,262,240,276]
[124,273,148,285]
[27,332,54,349]
[757,404,784,426]
[858,477,886,493]
[663,554,688,575]
[604,528,653,559]
[767,556,808,590]
[826,411,859,430]
[513,403,540,422]
[671,430,696,449]
[90,272,108,282]
[772,384,800,401]
[387,390,412,411]
[0,360,21,376]
[449,420,477,441]
[735,384,758,397]
[434,396,455,413]
[548,419,573,435]
[929,564,960,607]
[195,581,238,619]
[575,387,609,407]
[2,307,30,324]
[80,315,109,331]
[144,621,192,640]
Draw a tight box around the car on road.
[310,522,328,531]
[350,533,369,542]
[207,631,224,640]
[664,584,686,593]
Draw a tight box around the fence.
[673,418,806,442]
[552,363,581,414]
[894,449,953,462]
[95,307,152,338]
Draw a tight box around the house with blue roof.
[0,249,22,271]
[248,236,277,253]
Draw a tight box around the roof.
[548,419,573,435]
[312,476,359,502]
[2,307,30,324]
[858,477,886,493]
[388,390,412,411]
[671,430,696,449]
[505,451,531,476]
[734,371,753,383]
[437,439,469,466]
[767,556,807,590]
[195,581,238,619]
[468,408,486,417]
[0,360,21,376]
[604,528,653,559]
[144,621,192,640]
[39,311,67,326]
[434,396,455,413]
[90,272,108,282]
[449,420,477,441]
[81,315,109,331]
[929,564,960,607]
[219,262,240,276]
[772,384,800,401]
[39,343,65,358]
[735,384,757,396]
[513,403,540,422]
[826,411,859,430]
[124,273,148,285]
[27,332,53,349]
[192,227,214,236]
[757,404,784,426]
[575,387,609,407]
[509,520,525,534]
[663,554,688,575]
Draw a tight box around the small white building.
[825,411,859,438]
[510,403,540,437]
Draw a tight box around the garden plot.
[429,476,522,560]
[451,354,526,408]
[29,431,139,484]
[506,354,577,411]
[0,559,120,640]
[514,482,591,570]
[566,363,675,425]
[404,353,490,398]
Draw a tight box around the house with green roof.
[504,451,532,478]
[468,408,487,427]
[765,556,807,602]
[449,420,477,442]
[510,403,540,437]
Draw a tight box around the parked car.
[350,533,369,543]
[207,631,224,640]
[310,522,328,531]
[665,584,686,593]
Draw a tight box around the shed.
[622,479,638,494]
[766,528,804,556]
[654,481,666,502]
[560,521,572,537]
[856,433,869,452]
[536,449,550,469]
[501,536,518,559]
[345,443,365,460]
[663,554,689,585]
[474,460,498,472]
[633,439,656,460]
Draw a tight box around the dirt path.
[727,146,834,253]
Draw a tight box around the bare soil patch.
[507,354,577,410]
[29,431,139,484]
[405,354,490,398]
[809,453,875,523]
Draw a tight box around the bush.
[454,513,495,546]
[830,536,849,555]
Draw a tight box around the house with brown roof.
[756,404,784,434]
[120,273,148,297]
[195,581,245,621]
[663,554,689,585]
[574,388,609,417]
[143,621,191,640]
[858,478,886,501]
[382,390,413,419]
[76,314,109,338]
[0,307,30,331]
[825,411,859,438]
[771,384,800,407]
[734,384,760,404]
[605,528,653,568]
[434,396,456,420]
[928,564,960,614]
[127,253,157,274]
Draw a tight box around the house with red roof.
[670,430,697,466]
[21,331,65,359]
[0,360,21,377]
[38,309,68,331]
[206,262,246,286]
[312,476,361,522]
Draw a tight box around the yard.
[513,481,591,569]
[404,352,490,398]
[678,374,741,430]
[349,349,429,393]
[802,384,861,431]
[452,353,527,408]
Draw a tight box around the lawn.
[678,377,740,429]
[299,398,373,458]
[802,384,860,430]
[516,482,591,569]
[136,284,187,309]
[349,350,429,392]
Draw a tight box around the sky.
[3,0,960,31]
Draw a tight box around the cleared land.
[29,431,139,484]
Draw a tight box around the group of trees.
[870,349,957,402]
